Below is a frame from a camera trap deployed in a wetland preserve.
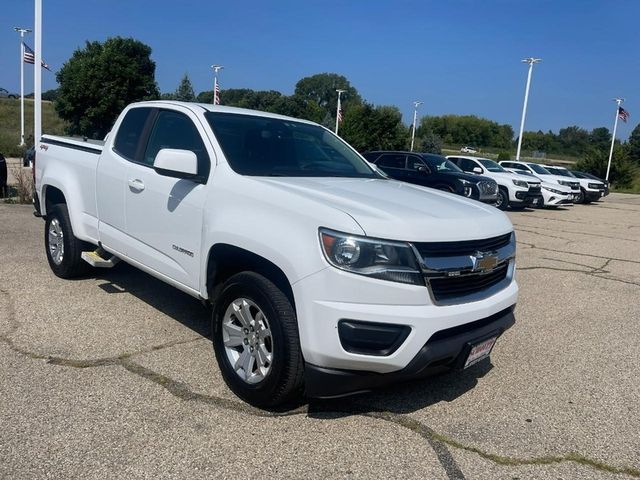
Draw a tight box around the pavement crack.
[2,287,639,478]
[514,223,640,243]
[516,241,640,266]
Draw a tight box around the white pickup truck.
[34,101,518,406]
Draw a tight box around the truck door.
[97,107,155,254]
[124,108,212,291]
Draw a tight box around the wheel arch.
[206,244,295,308]
[42,184,67,214]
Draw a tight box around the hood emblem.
[470,251,498,272]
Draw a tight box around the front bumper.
[585,189,605,201]
[512,190,543,207]
[305,306,515,398]
[292,263,518,374]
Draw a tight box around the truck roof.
[128,100,319,126]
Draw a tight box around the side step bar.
[81,248,120,268]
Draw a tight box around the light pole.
[606,98,624,181]
[515,57,542,160]
[211,65,223,105]
[410,101,423,152]
[14,27,32,146]
[335,89,346,135]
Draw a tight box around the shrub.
[497,151,511,161]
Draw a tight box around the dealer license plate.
[464,336,497,369]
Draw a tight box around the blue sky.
[2,0,638,137]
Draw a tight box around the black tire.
[212,272,304,407]
[576,188,586,204]
[44,204,91,278]
[495,187,509,210]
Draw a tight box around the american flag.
[337,106,343,123]
[618,106,630,123]
[23,43,51,71]
[214,80,220,105]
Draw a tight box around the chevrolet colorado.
[34,101,517,406]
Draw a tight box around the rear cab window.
[113,108,153,161]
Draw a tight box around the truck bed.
[42,134,105,153]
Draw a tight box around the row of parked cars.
[362,151,608,211]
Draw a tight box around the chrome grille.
[478,180,497,195]
[412,233,515,305]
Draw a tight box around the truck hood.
[491,171,541,184]
[256,177,513,242]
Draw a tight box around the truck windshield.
[205,112,381,178]
[546,167,574,177]
[527,163,551,175]
[478,159,506,172]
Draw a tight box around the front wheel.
[495,188,509,210]
[44,204,91,278]
[212,272,304,407]
[576,189,586,204]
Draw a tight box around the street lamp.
[211,64,224,105]
[606,97,625,181]
[515,57,542,160]
[14,27,32,146]
[410,101,423,152]
[335,89,346,135]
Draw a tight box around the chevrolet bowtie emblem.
[470,251,498,272]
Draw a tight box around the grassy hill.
[0,98,67,157]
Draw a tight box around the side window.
[143,110,211,181]
[408,155,429,172]
[377,154,407,169]
[113,108,153,161]
[458,158,478,172]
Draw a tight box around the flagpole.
[34,0,42,147]
[606,98,624,182]
[14,28,32,146]
[335,89,345,135]
[211,64,223,105]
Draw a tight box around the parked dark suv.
[362,151,498,204]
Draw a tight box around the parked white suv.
[502,169,574,207]
[543,165,605,203]
[447,155,543,210]
[34,101,518,406]
[499,161,581,202]
[460,146,478,154]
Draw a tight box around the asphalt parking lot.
[1,195,639,479]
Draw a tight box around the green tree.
[588,127,611,152]
[418,115,513,149]
[576,145,636,188]
[627,123,640,163]
[340,103,407,152]
[174,74,195,102]
[418,130,443,154]
[294,73,362,123]
[55,37,159,138]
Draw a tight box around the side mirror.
[153,148,198,180]
[472,166,483,174]
[415,164,427,173]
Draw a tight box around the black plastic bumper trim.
[305,306,516,398]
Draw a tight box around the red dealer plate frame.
[464,336,497,369]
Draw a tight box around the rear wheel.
[44,204,91,278]
[495,187,509,210]
[212,272,304,407]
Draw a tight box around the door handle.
[128,179,145,192]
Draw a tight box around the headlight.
[557,180,570,187]
[512,179,528,188]
[319,229,424,285]
[588,183,602,189]
[543,186,564,195]
[460,179,474,197]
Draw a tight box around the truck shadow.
[92,262,492,415]
[305,361,492,417]
[94,262,211,338]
